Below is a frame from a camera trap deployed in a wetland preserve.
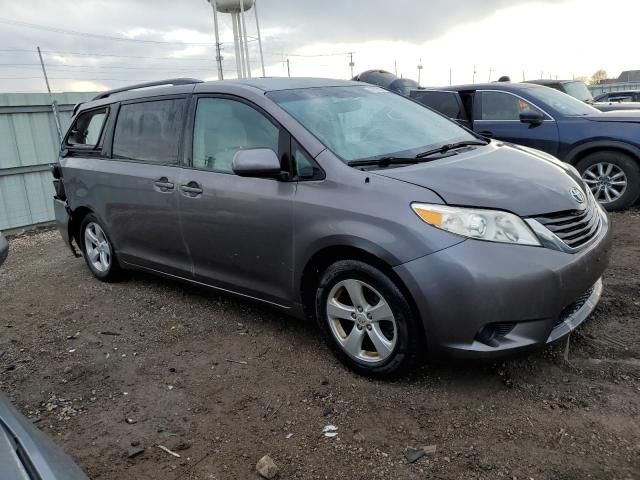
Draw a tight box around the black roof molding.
[92,78,203,101]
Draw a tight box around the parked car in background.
[594,90,640,103]
[410,82,640,210]
[527,79,640,112]
[54,77,610,376]
[352,69,421,96]
[0,233,88,480]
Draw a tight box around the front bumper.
[394,212,612,358]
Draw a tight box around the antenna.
[349,52,355,78]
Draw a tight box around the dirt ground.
[1,209,639,480]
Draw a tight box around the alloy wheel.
[84,222,111,273]
[326,279,397,363]
[582,162,627,204]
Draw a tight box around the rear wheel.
[576,151,640,211]
[314,260,420,377]
[79,214,121,282]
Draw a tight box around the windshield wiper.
[347,157,421,167]
[416,140,488,158]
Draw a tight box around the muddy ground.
[0,209,639,480]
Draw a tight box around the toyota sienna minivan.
[53,77,612,376]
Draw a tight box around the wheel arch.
[69,206,94,247]
[298,243,426,350]
[566,140,640,166]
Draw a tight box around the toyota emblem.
[570,187,585,204]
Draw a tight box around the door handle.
[479,130,494,138]
[154,177,175,192]
[180,182,203,197]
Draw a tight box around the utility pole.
[488,67,494,82]
[37,46,62,143]
[349,52,355,78]
[417,59,423,85]
[394,59,398,76]
[253,0,266,76]
[449,68,452,86]
[286,58,291,77]
[522,70,525,82]
[472,65,477,84]
[210,0,224,80]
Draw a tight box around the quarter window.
[292,140,322,180]
[192,98,279,173]
[113,99,185,164]
[479,91,544,121]
[66,108,107,148]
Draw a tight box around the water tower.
[207,0,265,80]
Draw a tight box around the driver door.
[178,96,296,305]
[472,90,560,155]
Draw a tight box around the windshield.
[562,81,594,102]
[527,86,599,116]
[268,85,476,162]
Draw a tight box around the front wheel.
[577,151,640,211]
[79,214,121,282]
[314,260,421,377]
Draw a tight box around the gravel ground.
[0,210,639,480]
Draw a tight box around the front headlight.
[412,203,541,246]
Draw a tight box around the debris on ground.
[225,358,248,365]
[157,445,181,458]
[256,455,279,479]
[323,425,338,437]
[127,446,145,459]
[404,445,437,463]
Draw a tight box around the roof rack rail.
[92,78,203,101]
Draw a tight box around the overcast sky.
[0,0,637,93]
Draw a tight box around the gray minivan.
[53,77,611,376]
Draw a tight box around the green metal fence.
[0,92,97,231]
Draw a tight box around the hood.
[372,142,586,217]
[583,109,640,121]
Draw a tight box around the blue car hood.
[583,110,640,122]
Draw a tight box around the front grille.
[554,285,595,327]
[535,202,600,249]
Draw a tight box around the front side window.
[67,108,107,147]
[113,99,185,164]
[192,98,279,173]
[268,86,476,162]
[479,91,545,121]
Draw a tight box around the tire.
[79,214,122,282]
[314,260,421,377]
[576,151,640,211]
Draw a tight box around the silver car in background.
[0,233,88,479]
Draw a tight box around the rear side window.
[66,108,107,148]
[411,91,464,119]
[113,99,185,164]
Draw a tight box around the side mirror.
[519,111,545,126]
[232,148,283,178]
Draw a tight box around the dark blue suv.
[410,83,640,210]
